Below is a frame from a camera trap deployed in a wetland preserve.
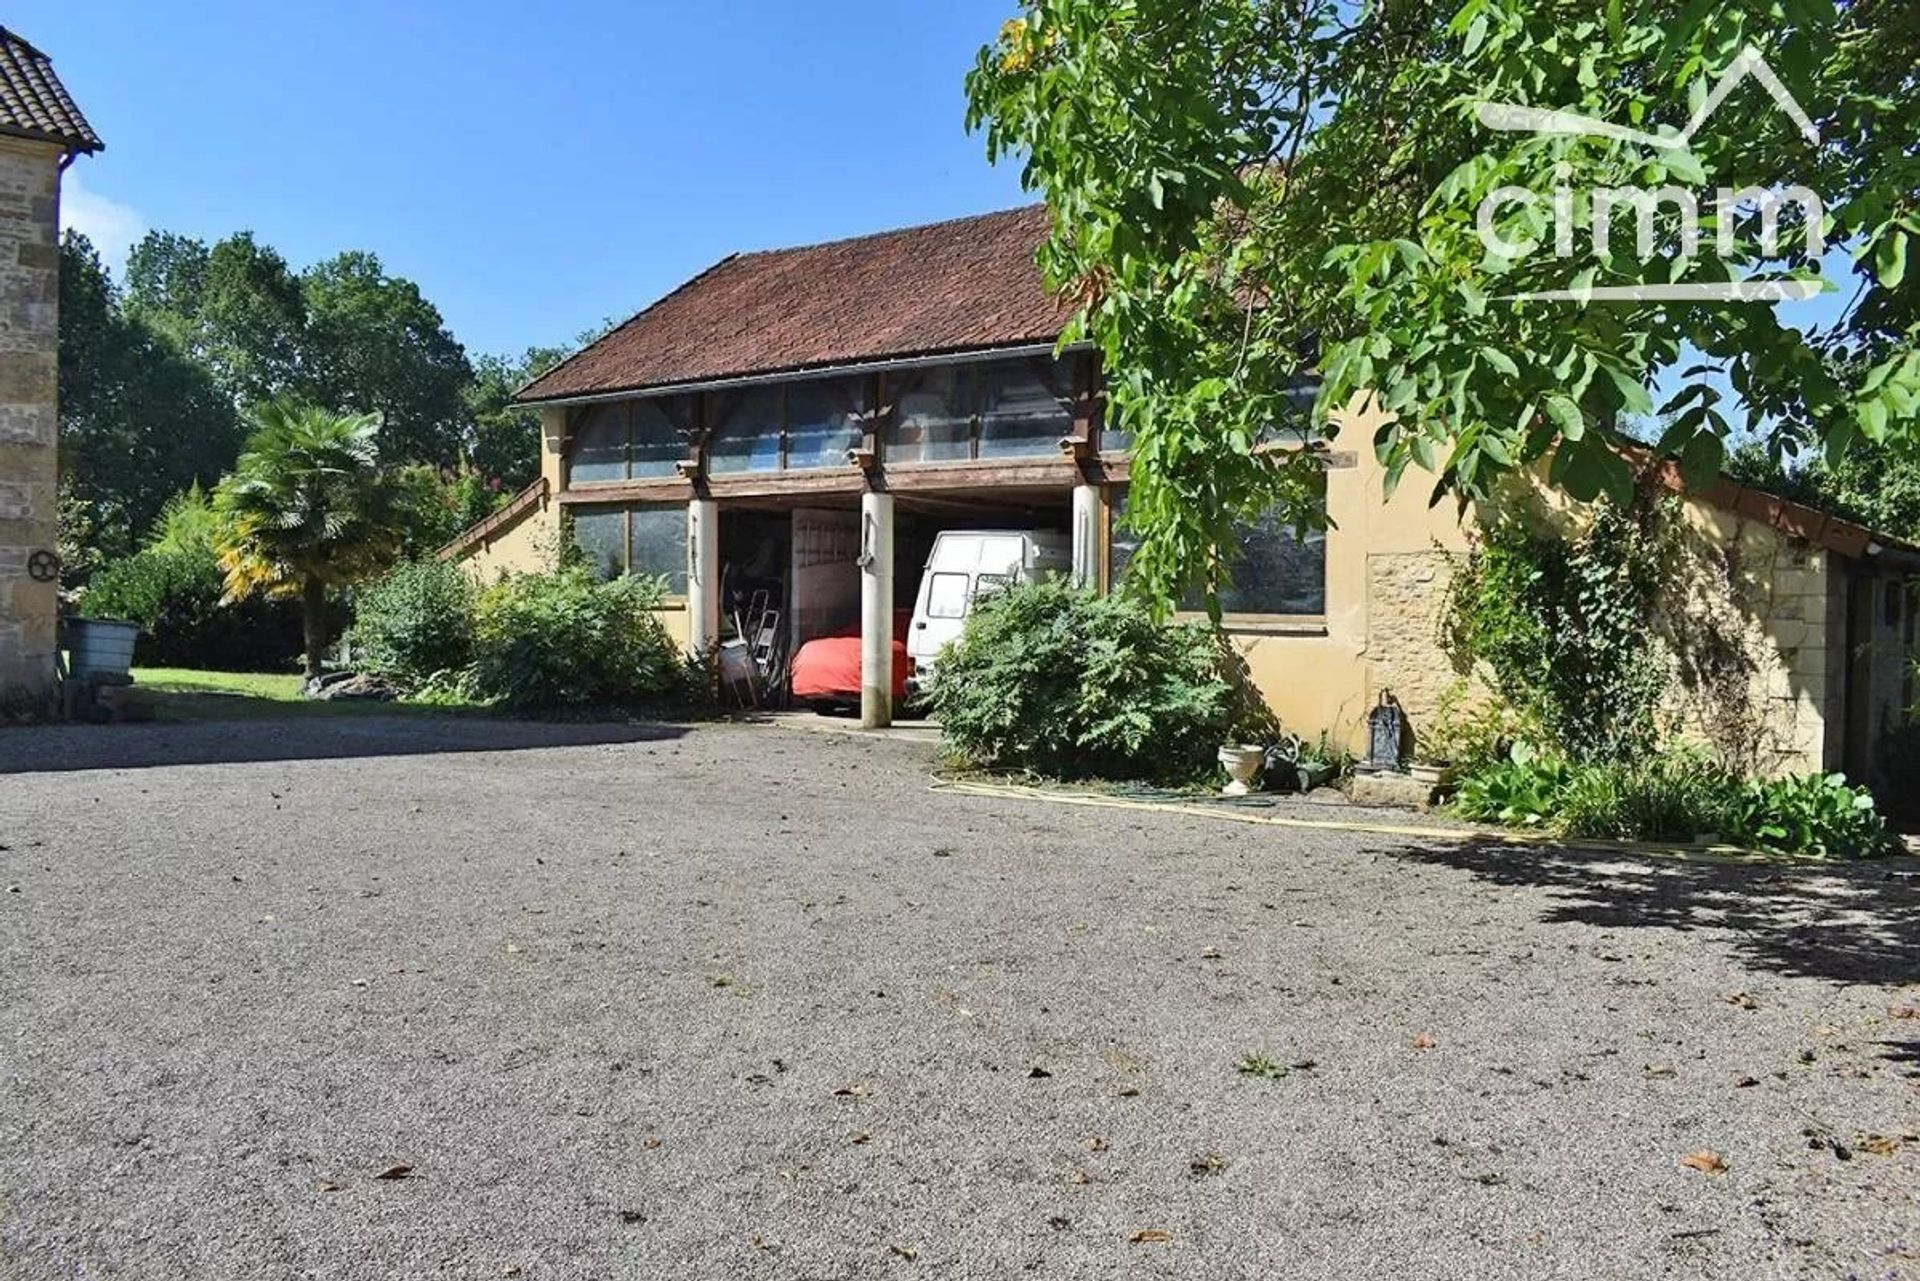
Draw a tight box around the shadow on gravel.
[1390,840,1920,989]
[0,716,689,774]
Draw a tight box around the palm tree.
[214,400,406,679]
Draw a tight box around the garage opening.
[716,491,1073,714]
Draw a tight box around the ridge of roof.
[726,202,1046,262]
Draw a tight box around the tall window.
[572,504,688,595]
[568,397,693,484]
[707,386,784,473]
[785,377,870,469]
[884,356,1079,462]
[570,405,627,484]
[977,358,1073,457]
[888,366,972,463]
[1110,481,1328,619]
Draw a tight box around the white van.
[907,529,1072,689]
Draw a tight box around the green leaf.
[1543,394,1586,441]
[1478,346,1519,378]
[1678,429,1724,491]
[1875,230,1908,290]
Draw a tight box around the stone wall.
[0,135,62,710]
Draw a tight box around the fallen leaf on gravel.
[1027,1066,1052,1079]
[1889,1005,1918,1020]
[850,1132,871,1145]
[1858,1134,1901,1156]
[1189,1153,1226,1176]
[1116,1086,1139,1098]
[315,1179,341,1193]
[1680,1151,1727,1175]
[1815,1024,1838,1036]
[372,1164,413,1181]
[1200,947,1223,960]
[504,1266,521,1277]
[1412,1034,1437,1050]
[618,1209,645,1225]
[350,979,368,988]
[643,1137,661,1149]
[1644,1065,1676,1078]
[1084,1136,1109,1152]
[1128,1230,1173,1244]
[1722,992,1758,1010]
[1734,1076,1759,1088]
[1047,1215,1070,1229]
[833,1084,869,1097]
[888,1243,918,1260]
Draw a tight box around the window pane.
[978,357,1072,458]
[887,366,971,463]
[786,376,869,469]
[1199,507,1327,616]
[628,505,688,594]
[573,508,626,579]
[1111,486,1328,617]
[926,572,971,618]
[570,404,626,484]
[708,386,784,473]
[632,397,691,478]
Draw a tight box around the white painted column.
[859,490,895,728]
[687,498,720,655]
[1071,481,1101,591]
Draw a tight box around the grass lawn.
[131,668,474,721]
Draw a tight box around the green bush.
[1555,752,1738,843]
[928,578,1234,782]
[1453,745,1896,858]
[81,535,305,672]
[1724,773,1898,860]
[469,565,685,711]
[1451,743,1572,827]
[353,558,475,688]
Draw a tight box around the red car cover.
[790,619,913,703]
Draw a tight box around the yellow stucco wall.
[1224,399,1475,758]
[1225,401,1840,774]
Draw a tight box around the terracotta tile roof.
[517,204,1066,403]
[0,29,101,154]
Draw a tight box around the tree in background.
[58,232,244,564]
[214,401,407,678]
[966,0,1920,613]
[465,345,572,490]
[123,231,475,467]
[1727,436,1920,542]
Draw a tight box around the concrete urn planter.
[1218,744,1267,797]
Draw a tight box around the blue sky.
[28,0,1031,360]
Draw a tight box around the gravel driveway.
[2,716,1916,1280]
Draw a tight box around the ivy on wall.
[1444,497,1672,764]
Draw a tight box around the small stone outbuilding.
[0,28,100,712]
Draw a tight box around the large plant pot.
[1218,744,1266,797]
[66,618,139,681]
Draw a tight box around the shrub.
[353,559,475,688]
[929,579,1234,782]
[81,497,306,672]
[1724,773,1899,860]
[469,565,684,711]
[1555,752,1738,843]
[1451,742,1572,827]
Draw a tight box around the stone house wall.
[0,134,63,710]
